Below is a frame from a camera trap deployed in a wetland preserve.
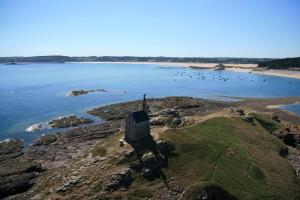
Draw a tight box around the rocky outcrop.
[156,140,175,156]
[88,97,228,125]
[26,123,119,169]
[150,109,182,127]
[56,175,81,193]
[32,134,58,146]
[104,168,134,191]
[213,64,226,70]
[275,126,300,148]
[0,139,43,198]
[182,184,238,200]
[141,154,168,179]
[49,115,93,128]
[0,139,23,162]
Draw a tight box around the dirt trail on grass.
[154,109,237,139]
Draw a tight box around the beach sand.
[70,61,300,79]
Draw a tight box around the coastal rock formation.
[87,97,229,123]
[182,184,238,200]
[26,123,119,169]
[49,115,93,128]
[26,115,94,133]
[104,168,134,191]
[150,109,182,127]
[213,63,226,70]
[0,139,43,198]
[0,139,23,162]
[275,126,300,147]
[25,123,47,132]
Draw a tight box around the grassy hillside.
[14,115,300,199]
[159,117,300,200]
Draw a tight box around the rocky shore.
[1,96,300,199]
[48,115,93,129]
[0,140,43,198]
[26,115,94,133]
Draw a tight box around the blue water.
[280,104,300,115]
[1,63,300,143]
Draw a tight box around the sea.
[1,62,300,144]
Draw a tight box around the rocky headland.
[1,96,300,199]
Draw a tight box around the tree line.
[0,55,272,64]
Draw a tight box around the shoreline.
[67,61,258,68]
[5,61,300,79]
[67,61,300,79]
[1,96,299,144]
[1,96,300,199]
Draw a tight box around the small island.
[212,63,226,70]
[67,88,107,96]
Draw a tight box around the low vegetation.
[258,57,300,69]
[0,55,271,64]
[4,109,299,199]
[250,113,283,133]
[159,117,300,200]
[91,144,107,157]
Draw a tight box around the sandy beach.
[76,61,257,68]
[71,61,300,79]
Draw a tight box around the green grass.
[250,113,283,133]
[91,144,107,157]
[160,117,300,200]
[128,188,153,200]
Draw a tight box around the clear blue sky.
[0,0,299,58]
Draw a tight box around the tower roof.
[131,110,149,123]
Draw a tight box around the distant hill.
[258,57,300,70]
[0,55,272,64]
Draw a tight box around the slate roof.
[131,110,149,123]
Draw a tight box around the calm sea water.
[1,63,300,144]
[280,104,300,115]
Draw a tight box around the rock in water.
[67,88,107,96]
[213,63,226,70]
[25,123,48,133]
[49,115,93,128]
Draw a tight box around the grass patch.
[248,164,266,181]
[250,113,282,133]
[91,144,107,157]
[181,181,238,200]
[128,188,153,200]
[159,116,300,200]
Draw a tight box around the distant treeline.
[258,57,300,69]
[0,55,272,64]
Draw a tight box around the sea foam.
[25,122,49,133]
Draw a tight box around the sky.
[0,0,299,58]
